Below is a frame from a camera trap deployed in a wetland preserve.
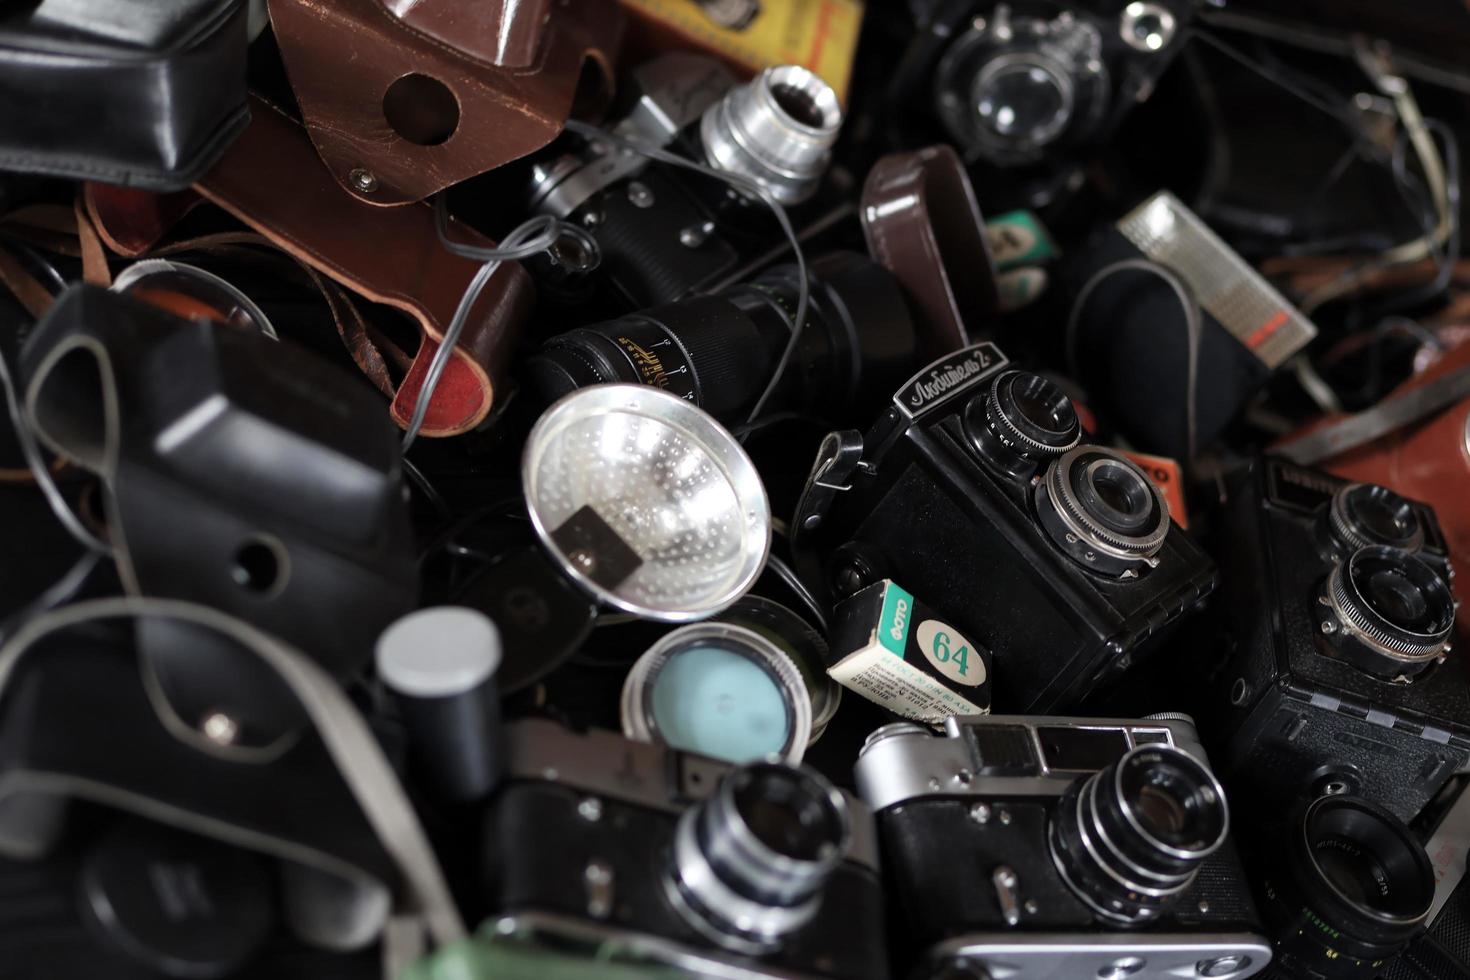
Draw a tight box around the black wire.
[764,552,828,633]
[728,411,827,441]
[1191,29,1360,132]
[1369,119,1462,317]
[0,551,101,642]
[401,456,452,522]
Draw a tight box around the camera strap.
[1273,362,1470,465]
[0,598,467,953]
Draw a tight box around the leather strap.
[0,242,54,319]
[860,145,999,359]
[73,194,111,287]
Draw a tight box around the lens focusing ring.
[983,370,1082,460]
[1263,795,1434,969]
[1050,745,1229,925]
[1328,484,1424,554]
[1036,446,1169,575]
[667,762,849,953]
[700,64,843,205]
[1320,547,1454,676]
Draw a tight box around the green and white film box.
[826,580,992,724]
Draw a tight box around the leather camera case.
[0,0,250,190]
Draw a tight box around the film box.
[827,580,991,724]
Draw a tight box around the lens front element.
[1050,745,1228,924]
[668,762,850,953]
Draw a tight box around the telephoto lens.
[523,251,917,425]
[666,761,851,955]
[1315,546,1456,681]
[1050,744,1230,924]
[1260,796,1434,978]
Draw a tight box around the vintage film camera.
[854,714,1269,980]
[795,343,1216,712]
[890,0,1195,183]
[526,52,844,313]
[469,719,887,979]
[1201,459,1469,824]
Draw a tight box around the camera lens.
[1318,546,1454,680]
[972,55,1075,150]
[701,64,843,205]
[965,370,1081,470]
[1261,796,1433,976]
[524,252,916,424]
[933,11,1110,167]
[1327,483,1425,554]
[1050,745,1229,924]
[1080,458,1155,533]
[1035,446,1170,576]
[668,762,850,953]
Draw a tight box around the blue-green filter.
[648,645,792,764]
[623,623,812,764]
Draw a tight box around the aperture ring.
[985,371,1081,460]
[1044,447,1169,558]
[1324,561,1449,664]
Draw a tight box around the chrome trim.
[927,931,1272,980]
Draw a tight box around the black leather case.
[0,0,250,190]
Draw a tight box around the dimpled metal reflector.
[522,385,771,621]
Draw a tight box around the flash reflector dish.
[522,385,771,621]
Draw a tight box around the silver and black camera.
[526,52,844,312]
[468,719,887,979]
[854,714,1270,980]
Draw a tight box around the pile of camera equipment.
[2,1,1470,979]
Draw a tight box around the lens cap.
[78,821,275,979]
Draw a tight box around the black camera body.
[1203,459,1469,825]
[478,720,887,980]
[854,714,1270,980]
[798,343,1216,712]
[893,0,1195,178]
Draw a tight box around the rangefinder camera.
[1202,459,1470,824]
[854,714,1270,980]
[527,52,843,312]
[466,719,887,980]
[797,342,1216,712]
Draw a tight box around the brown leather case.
[267,0,624,206]
[85,98,536,438]
[860,144,999,360]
